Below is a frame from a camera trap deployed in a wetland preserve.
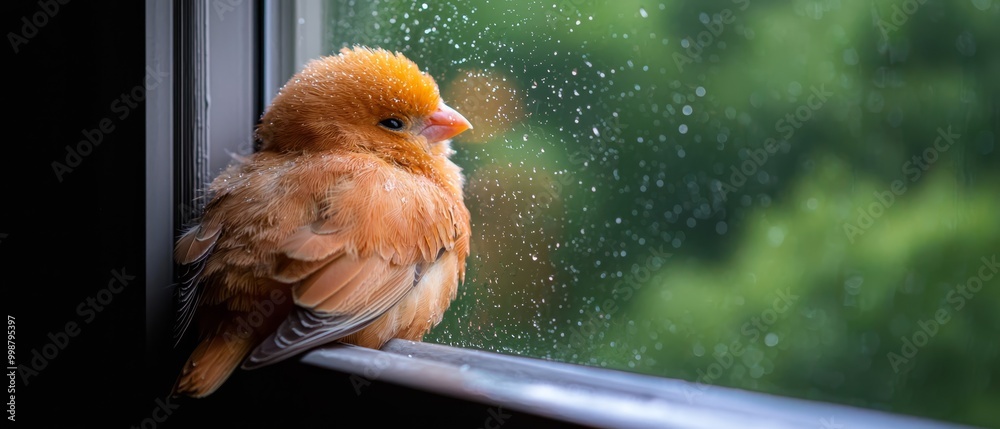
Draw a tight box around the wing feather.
[279,219,347,261]
[243,260,417,368]
[172,221,222,343]
[178,154,469,371]
[292,253,369,307]
[272,254,334,283]
[174,222,222,265]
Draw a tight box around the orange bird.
[171,46,473,397]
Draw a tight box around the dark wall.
[4,0,148,427]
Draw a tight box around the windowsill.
[301,340,970,429]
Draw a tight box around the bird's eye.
[379,118,405,131]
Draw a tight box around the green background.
[323,1,999,427]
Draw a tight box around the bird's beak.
[420,102,473,143]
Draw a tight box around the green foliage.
[325,0,999,426]
[632,160,1000,423]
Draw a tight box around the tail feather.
[172,332,255,398]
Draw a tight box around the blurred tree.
[323,0,1000,426]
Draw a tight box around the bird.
[171,46,473,398]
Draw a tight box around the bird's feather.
[171,46,472,398]
[243,259,417,368]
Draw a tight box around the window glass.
[312,1,999,426]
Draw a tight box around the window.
[155,1,999,428]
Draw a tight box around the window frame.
[145,2,971,427]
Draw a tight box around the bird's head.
[256,46,472,168]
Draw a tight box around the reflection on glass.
[317,1,999,426]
